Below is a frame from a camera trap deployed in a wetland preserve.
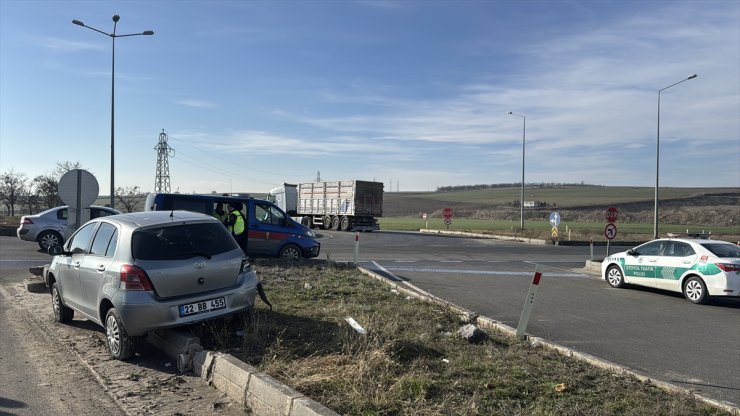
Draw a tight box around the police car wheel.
[606,266,625,288]
[683,276,709,305]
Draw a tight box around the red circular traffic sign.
[442,208,453,219]
[604,223,617,240]
[606,207,618,223]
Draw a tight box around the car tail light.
[120,264,154,291]
[715,263,740,272]
[21,217,33,225]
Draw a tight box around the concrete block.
[211,354,256,404]
[25,276,47,293]
[29,266,44,276]
[147,328,201,361]
[246,372,303,416]
[193,350,217,379]
[290,397,341,416]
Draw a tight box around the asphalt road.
[319,230,740,408]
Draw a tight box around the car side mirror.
[627,249,637,256]
[48,245,65,256]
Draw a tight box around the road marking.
[440,260,462,263]
[384,266,585,278]
[394,260,416,263]
[0,260,49,262]
[371,261,403,282]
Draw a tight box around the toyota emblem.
[194,261,206,269]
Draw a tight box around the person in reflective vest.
[225,202,247,255]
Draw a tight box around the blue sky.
[1,0,738,195]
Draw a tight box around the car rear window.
[132,222,240,260]
[700,243,740,258]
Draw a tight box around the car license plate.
[179,297,226,317]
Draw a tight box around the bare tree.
[52,161,83,179]
[0,169,28,215]
[33,174,63,210]
[115,186,143,213]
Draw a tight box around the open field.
[201,260,726,415]
[382,186,740,240]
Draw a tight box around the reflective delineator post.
[354,232,359,266]
[516,264,545,339]
[590,238,594,261]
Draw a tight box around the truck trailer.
[269,180,383,231]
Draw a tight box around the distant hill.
[383,186,740,227]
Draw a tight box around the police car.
[601,238,740,304]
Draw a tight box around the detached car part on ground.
[17,205,121,250]
[46,211,259,360]
[601,238,740,304]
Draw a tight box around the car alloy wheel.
[683,277,708,304]
[106,314,122,357]
[280,245,301,260]
[606,266,625,288]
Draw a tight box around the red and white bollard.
[354,232,360,265]
[516,264,545,339]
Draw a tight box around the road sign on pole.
[549,212,561,227]
[604,223,617,240]
[442,208,453,219]
[606,207,618,223]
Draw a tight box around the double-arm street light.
[654,74,697,238]
[507,111,526,230]
[72,15,154,209]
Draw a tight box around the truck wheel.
[331,216,341,231]
[340,216,351,231]
[301,216,312,228]
[322,215,332,230]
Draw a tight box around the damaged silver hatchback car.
[47,210,259,360]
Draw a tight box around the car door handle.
[96,265,106,272]
[73,262,81,269]
[681,260,691,264]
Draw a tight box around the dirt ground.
[0,281,248,416]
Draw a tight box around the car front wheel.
[606,265,625,288]
[51,282,74,323]
[279,244,302,261]
[683,276,709,305]
[105,308,139,360]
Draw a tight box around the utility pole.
[154,129,175,193]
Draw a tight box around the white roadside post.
[516,264,545,339]
[354,232,360,266]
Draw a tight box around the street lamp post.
[507,112,526,230]
[72,15,154,209]
[654,74,697,238]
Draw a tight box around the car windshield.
[132,222,239,260]
[700,243,740,258]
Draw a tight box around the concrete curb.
[193,351,340,416]
[357,266,739,415]
[419,228,549,245]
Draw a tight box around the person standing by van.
[225,202,248,254]
[214,202,228,224]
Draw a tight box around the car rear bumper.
[706,273,740,297]
[114,271,259,336]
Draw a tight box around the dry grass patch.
[202,260,724,415]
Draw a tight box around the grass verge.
[204,260,726,415]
